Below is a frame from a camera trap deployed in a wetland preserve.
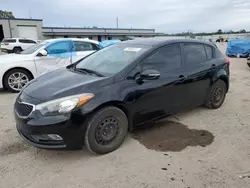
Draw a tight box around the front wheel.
[84,106,128,154]
[3,69,32,93]
[205,80,227,109]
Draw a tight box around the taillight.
[3,42,9,46]
[225,58,230,65]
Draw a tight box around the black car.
[14,38,230,154]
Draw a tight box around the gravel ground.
[0,43,250,188]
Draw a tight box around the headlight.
[36,93,94,116]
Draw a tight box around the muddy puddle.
[132,120,214,152]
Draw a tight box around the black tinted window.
[73,41,94,51]
[19,39,36,44]
[2,39,16,43]
[205,45,213,60]
[183,43,207,65]
[143,44,182,73]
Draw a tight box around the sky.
[1,0,250,33]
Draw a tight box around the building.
[0,18,43,40]
[0,18,163,41]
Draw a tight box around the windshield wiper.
[74,67,105,77]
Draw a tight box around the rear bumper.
[0,48,12,53]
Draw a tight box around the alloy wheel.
[8,72,29,91]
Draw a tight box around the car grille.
[15,101,34,117]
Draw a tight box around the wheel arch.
[218,76,229,92]
[2,67,34,89]
[13,46,22,50]
[212,69,229,92]
[90,100,133,131]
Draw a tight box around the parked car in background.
[99,39,121,48]
[0,38,37,53]
[14,38,230,154]
[0,38,100,92]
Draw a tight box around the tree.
[240,29,246,33]
[217,29,223,34]
[0,10,15,19]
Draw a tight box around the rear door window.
[73,41,95,51]
[143,43,182,73]
[19,39,37,44]
[183,43,207,65]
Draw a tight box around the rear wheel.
[13,47,22,53]
[3,69,32,93]
[205,80,227,109]
[84,106,128,154]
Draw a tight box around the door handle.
[178,75,187,82]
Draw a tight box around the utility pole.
[116,17,119,28]
[29,9,32,19]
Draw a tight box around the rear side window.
[205,45,213,60]
[19,39,37,44]
[46,41,71,54]
[183,43,207,65]
[143,43,182,73]
[2,39,16,43]
[215,48,224,58]
[73,41,95,51]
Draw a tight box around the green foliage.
[163,29,249,37]
[0,10,15,19]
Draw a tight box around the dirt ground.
[0,43,250,188]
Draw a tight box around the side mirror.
[140,70,160,80]
[37,49,48,57]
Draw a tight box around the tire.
[3,69,32,93]
[13,47,22,54]
[84,106,128,154]
[205,80,227,109]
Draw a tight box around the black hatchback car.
[14,38,230,154]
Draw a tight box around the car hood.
[0,53,32,63]
[23,68,114,102]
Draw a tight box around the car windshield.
[20,43,46,54]
[75,44,149,76]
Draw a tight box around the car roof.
[120,37,214,47]
[44,38,99,45]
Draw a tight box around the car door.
[181,42,216,107]
[131,43,186,125]
[34,40,73,76]
[71,41,98,63]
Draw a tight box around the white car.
[0,38,37,53]
[0,38,100,92]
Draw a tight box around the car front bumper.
[14,109,88,150]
